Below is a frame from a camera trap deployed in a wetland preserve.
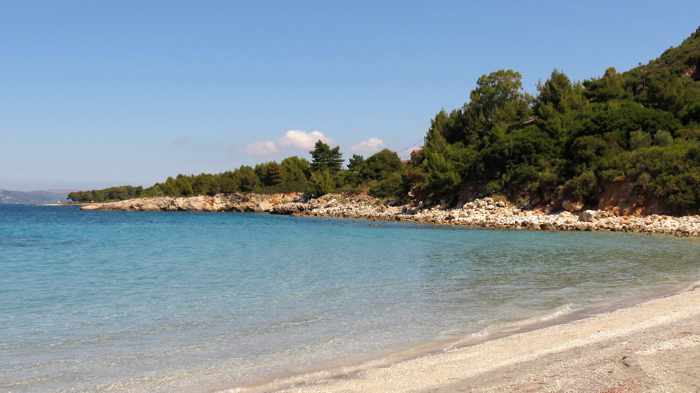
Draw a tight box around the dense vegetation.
[71,28,700,214]
[68,141,406,202]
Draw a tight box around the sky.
[1,1,699,191]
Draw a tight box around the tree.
[583,67,629,102]
[347,154,365,172]
[345,154,365,186]
[237,166,259,192]
[174,175,194,196]
[307,169,335,198]
[280,156,311,192]
[255,162,283,189]
[362,149,403,180]
[192,174,218,196]
[535,70,588,115]
[161,177,178,196]
[219,171,241,194]
[310,140,343,174]
[66,28,700,214]
[369,172,403,199]
[464,69,532,138]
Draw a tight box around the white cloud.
[351,137,384,153]
[278,130,330,151]
[245,129,330,157]
[245,140,279,156]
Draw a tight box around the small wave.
[534,303,576,322]
[442,327,492,352]
[506,303,577,329]
[442,304,577,353]
[683,279,700,292]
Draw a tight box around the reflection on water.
[1,205,699,393]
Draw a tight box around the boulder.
[562,200,584,212]
[580,210,602,222]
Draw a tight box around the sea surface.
[2,205,700,392]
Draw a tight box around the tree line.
[407,27,700,213]
[70,27,700,214]
[67,142,404,202]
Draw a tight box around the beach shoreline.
[225,284,700,393]
[24,201,698,392]
[75,195,700,391]
[80,193,700,237]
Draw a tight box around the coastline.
[228,285,700,393]
[9,202,700,392]
[70,197,700,391]
[80,193,700,237]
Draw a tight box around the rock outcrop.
[274,195,700,237]
[81,193,300,212]
[81,193,700,237]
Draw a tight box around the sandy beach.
[231,286,700,393]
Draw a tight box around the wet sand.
[230,287,700,393]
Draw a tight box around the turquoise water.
[1,205,699,392]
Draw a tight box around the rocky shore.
[81,193,700,237]
[80,193,301,213]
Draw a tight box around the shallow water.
[1,205,699,392]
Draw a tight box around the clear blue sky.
[1,1,698,191]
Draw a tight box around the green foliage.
[361,149,402,180]
[69,27,700,214]
[237,166,259,192]
[681,102,700,125]
[535,70,587,115]
[618,143,700,213]
[279,156,311,192]
[654,130,674,146]
[563,170,598,203]
[192,174,218,196]
[310,140,343,174]
[307,169,335,198]
[255,162,283,189]
[630,130,652,149]
[345,154,366,186]
[68,186,143,203]
[468,69,532,129]
[584,67,630,102]
[219,171,241,194]
[174,175,194,196]
[629,27,700,79]
[369,172,403,199]
[417,145,464,202]
[401,27,700,213]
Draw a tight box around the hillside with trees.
[70,27,700,214]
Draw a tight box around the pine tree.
[310,140,343,173]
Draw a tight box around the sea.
[2,204,699,392]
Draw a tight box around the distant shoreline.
[79,193,700,237]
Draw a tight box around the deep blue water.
[1,205,699,392]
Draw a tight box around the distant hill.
[0,190,68,205]
[629,26,700,79]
